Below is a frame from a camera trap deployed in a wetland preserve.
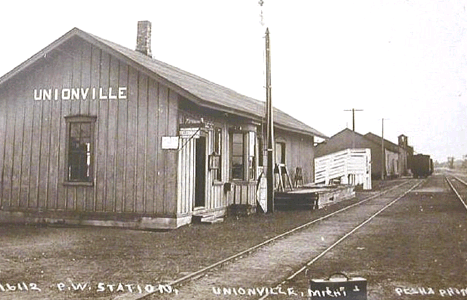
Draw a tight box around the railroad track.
[127,179,419,300]
[445,174,467,211]
[258,179,424,300]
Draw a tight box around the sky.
[0,0,466,162]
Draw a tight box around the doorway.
[195,136,206,208]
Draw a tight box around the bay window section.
[248,132,256,180]
[231,133,244,180]
[230,130,256,181]
[212,127,222,181]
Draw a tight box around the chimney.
[136,21,152,57]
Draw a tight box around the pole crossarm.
[344,108,363,149]
[344,108,364,132]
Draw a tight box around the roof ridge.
[86,30,262,103]
[1,27,327,139]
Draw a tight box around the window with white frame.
[65,116,96,183]
[275,141,286,165]
[230,131,256,181]
[212,127,222,181]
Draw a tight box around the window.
[276,142,286,165]
[212,127,222,181]
[248,132,256,180]
[231,133,244,180]
[65,116,96,183]
[230,131,256,181]
[257,135,264,167]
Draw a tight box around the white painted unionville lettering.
[33,87,127,101]
[212,286,298,296]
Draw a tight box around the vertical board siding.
[61,48,73,210]
[0,37,179,220]
[155,86,168,214]
[177,138,195,215]
[2,82,14,208]
[69,41,84,210]
[20,72,33,209]
[80,42,92,116]
[29,78,43,209]
[70,42,85,211]
[189,139,195,212]
[0,87,7,208]
[277,130,315,185]
[206,130,213,210]
[146,78,158,214]
[11,92,24,208]
[106,56,119,212]
[125,66,138,213]
[210,185,224,210]
[177,139,184,214]
[48,52,63,209]
[80,44,94,209]
[96,51,110,212]
[165,91,179,214]
[136,73,148,213]
[115,63,128,213]
[38,59,53,209]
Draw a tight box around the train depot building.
[0,22,327,229]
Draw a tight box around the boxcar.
[411,154,432,178]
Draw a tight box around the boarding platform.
[274,184,355,210]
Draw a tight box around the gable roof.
[316,128,400,152]
[363,132,400,152]
[327,128,367,140]
[0,27,327,139]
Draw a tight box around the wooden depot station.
[0,21,327,229]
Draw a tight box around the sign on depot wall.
[33,87,127,101]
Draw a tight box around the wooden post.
[381,118,385,180]
[265,28,274,213]
[344,108,363,149]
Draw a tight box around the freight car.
[410,154,433,178]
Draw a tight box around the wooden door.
[195,136,206,207]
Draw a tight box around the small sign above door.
[162,136,179,150]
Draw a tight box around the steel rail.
[258,179,424,300]
[451,174,467,187]
[130,180,414,300]
[445,175,467,211]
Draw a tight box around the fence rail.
[315,148,372,190]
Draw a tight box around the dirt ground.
[280,173,467,300]
[0,179,404,299]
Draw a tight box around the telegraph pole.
[344,108,363,148]
[265,27,274,213]
[344,108,363,132]
[381,118,385,180]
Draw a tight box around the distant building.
[315,128,412,179]
[363,132,402,178]
[397,134,414,176]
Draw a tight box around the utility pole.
[265,27,274,213]
[344,108,363,148]
[344,108,363,132]
[381,118,385,180]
